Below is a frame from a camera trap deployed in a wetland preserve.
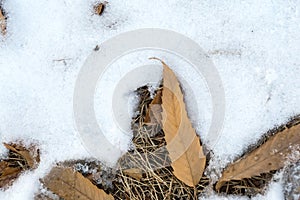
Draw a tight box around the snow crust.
[0,0,299,199]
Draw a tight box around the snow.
[253,181,285,200]
[0,0,299,199]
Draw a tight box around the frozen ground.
[0,0,299,199]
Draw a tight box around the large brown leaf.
[42,166,114,200]
[216,123,300,191]
[159,59,206,187]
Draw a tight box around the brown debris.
[93,2,107,16]
[0,142,40,189]
[0,5,6,35]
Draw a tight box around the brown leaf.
[216,123,300,191]
[93,2,107,16]
[0,161,21,188]
[157,59,206,187]
[145,89,162,124]
[0,7,6,35]
[123,168,143,181]
[0,143,39,189]
[42,166,114,200]
[3,143,39,169]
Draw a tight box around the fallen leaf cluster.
[112,59,300,199]
[1,59,299,200]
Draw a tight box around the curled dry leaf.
[3,143,40,169]
[0,6,6,35]
[94,2,107,16]
[0,161,21,188]
[42,166,114,200]
[156,58,206,187]
[216,123,300,191]
[0,142,40,189]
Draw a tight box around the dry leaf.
[123,168,143,180]
[157,59,206,187]
[42,166,114,200]
[0,143,39,188]
[3,143,39,169]
[0,7,6,35]
[216,123,300,191]
[145,89,162,124]
[0,161,21,188]
[94,2,107,16]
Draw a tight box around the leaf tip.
[149,57,169,68]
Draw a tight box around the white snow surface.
[0,0,299,199]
